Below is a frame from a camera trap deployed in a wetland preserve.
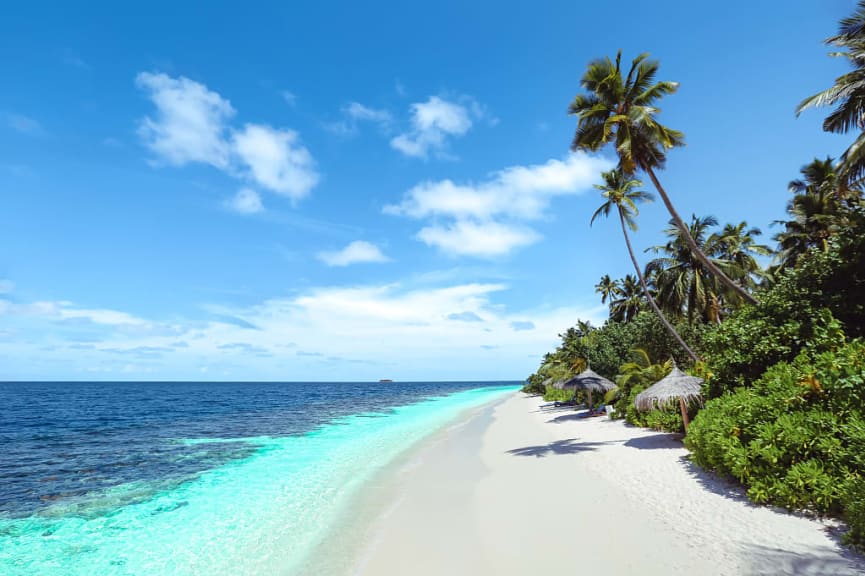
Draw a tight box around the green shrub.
[686,340,865,515]
[701,220,865,397]
[542,386,577,402]
[843,477,865,551]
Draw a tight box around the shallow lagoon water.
[0,381,517,575]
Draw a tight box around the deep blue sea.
[0,381,518,575]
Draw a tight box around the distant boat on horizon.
[379,379,394,383]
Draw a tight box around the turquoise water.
[0,384,516,575]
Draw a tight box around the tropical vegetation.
[525,1,865,550]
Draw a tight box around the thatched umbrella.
[562,368,617,410]
[551,378,568,390]
[634,366,703,431]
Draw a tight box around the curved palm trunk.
[619,210,701,362]
[644,167,758,305]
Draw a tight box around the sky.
[0,0,857,381]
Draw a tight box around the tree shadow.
[623,433,683,450]
[546,412,589,424]
[742,543,865,575]
[677,454,757,507]
[506,438,615,458]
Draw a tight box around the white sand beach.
[346,393,865,576]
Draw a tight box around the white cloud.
[7,300,151,327]
[318,241,390,266]
[385,153,613,257]
[0,279,14,294]
[136,72,319,204]
[344,102,392,125]
[225,188,264,214]
[0,282,606,380]
[390,96,480,158]
[136,72,235,168]
[417,221,540,257]
[6,114,42,135]
[386,154,610,221]
[326,102,393,136]
[232,124,318,201]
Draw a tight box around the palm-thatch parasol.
[562,368,617,409]
[634,366,703,431]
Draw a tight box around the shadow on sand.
[742,543,865,575]
[623,433,683,450]
[506,438,616,458]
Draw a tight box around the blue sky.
[0,0,856,380]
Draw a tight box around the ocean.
[0,381,518,575]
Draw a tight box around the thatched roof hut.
[562,368,617,409]
[634,366,703,430]
[563,368,617,394]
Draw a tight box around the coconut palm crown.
[569,50,757,305]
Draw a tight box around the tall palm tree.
[594,274,620,305]
[591,169,699,360]
[569,50,757,304]
[609,274,643,323]
[797,2,865,187]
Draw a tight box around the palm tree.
[569,50,757,304]
[774,158,844,268]
[797,2,865,187]
[647,215,736,323]
[609,274,643,323]
[590,169,699,360]
[594,274,620,305]
[710,222,772,291]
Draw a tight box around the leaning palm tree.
[797,2,865,188]
[569,50,757,304]
[591,169,699,361]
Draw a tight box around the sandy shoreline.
[341,392,865,576]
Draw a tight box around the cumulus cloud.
[136,72,235,168]
[417,221,540,257]
[317,241,390,267]
[390,96,480,158]
[232,124,318,201]
[225,188,264,214]
[386,153,613,257]
[136,72,319,204]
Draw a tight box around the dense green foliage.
[845,477,865,550]
[702,215,865,395]
[686,341,865,517]
[521,4,865,548]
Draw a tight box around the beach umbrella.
[634,366,703,431]
[562,368,617,409]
